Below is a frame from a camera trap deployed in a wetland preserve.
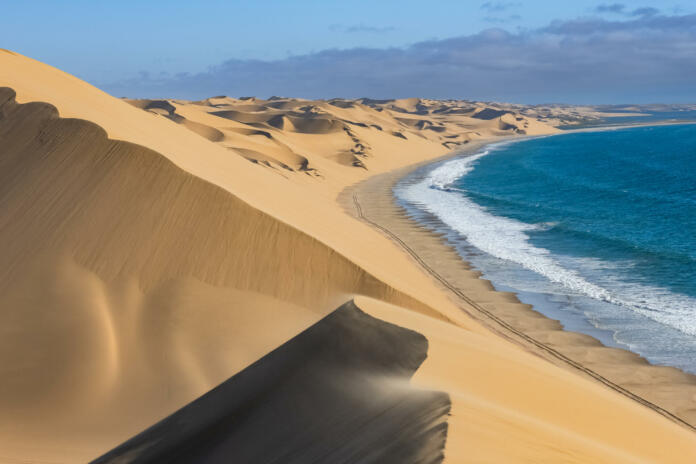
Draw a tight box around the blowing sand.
[1,49,696,463]
[92,301,450,464]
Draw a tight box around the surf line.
[351,190,696,433]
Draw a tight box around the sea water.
[396,124,696,373]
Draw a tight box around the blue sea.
[396,123,696,374]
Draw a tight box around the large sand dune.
[0,84,439,461]
[1,49,696,463]
[92,301,450,464]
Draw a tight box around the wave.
[463,187,696,263]
[396,146,696,337]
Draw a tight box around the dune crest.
[92,301,450,464]
[0,86,440,460]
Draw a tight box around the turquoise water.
[396,124,696,373]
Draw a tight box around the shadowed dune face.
[92,301,450,464]
[128,99,226,142]
[179,119,225,142]
[472,108,509,120]
[211,109,272,124]
[0,86,430,307]
[0,86,437,457]
[232,146,309,171]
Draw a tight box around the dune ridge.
[0,87,429,307]
[0,85,446,461]
[92,301,450,464]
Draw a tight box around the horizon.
[3,1,696,104]
[122,92,696,108]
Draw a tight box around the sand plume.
[92,301,450,464]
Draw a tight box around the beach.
[343,136,696,429]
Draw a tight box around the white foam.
[396,146,696,337]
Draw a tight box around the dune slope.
[92,301,449,464]
[0,85,436,461]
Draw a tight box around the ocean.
[396,123,696,374]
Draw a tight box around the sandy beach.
[343,139,696,429]
[2,50,696,463]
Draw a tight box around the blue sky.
[3,1,695,103]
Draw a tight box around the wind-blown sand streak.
[91,301,450,464]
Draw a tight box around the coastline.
[340,135,696,429]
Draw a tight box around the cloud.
[484,14,521,23]
[595,3,626,14]
[481,1,521,23]
[104,13,696,104]
[630,7,659,17]
[480,1,520,12]
[594,3,660,17]
[329,24,396,34]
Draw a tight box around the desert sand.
[92,301,450,464]
[1,48,695,463]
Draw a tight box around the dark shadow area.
[91,301,450,464]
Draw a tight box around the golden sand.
[1,49,695,462]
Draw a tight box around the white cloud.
[105,13,696,103]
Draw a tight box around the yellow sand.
[0,49,694,462]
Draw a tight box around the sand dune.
[128,99,226,141]
[0,81,441,460]
[1,49,696,463]
[356,296,696,464]
[122,93,559,182]
[210,109,272,124]
[92,301,449,464]
[269,113,345,134]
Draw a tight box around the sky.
[2,1,695,103]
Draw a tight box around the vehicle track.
[352,191,696,433]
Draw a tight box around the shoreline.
[340,133,696,430]
[559,119,696,131]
